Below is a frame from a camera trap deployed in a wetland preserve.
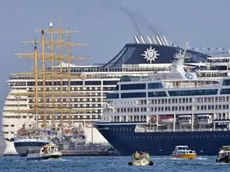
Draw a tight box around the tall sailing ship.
[3,21,230,155]
[3,22,90,156]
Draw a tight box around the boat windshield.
[176,150,195,154]
[177,146,189,150]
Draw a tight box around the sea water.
[0,156,229,172]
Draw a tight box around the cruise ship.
[2,22,224,156]
[95,44,230,156]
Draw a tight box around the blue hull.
[96,123,230,156]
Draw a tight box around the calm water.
[0,156,230,172]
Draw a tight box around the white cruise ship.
[2,22,227,155]
[95,44,230,156]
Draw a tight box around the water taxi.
[128,151,154,166]
[216,145,230,163]
[26,143,62,161]
[171,145,196,159]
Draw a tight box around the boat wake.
[196,157,208,160]
[41,158,65,162]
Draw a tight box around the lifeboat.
[160,115,174,124]
[63,129,74,137]
[196,114,212,125]
[178,115,192,126]
[171,145,196,159]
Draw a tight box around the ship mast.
[6,22,91,131]
[49,22,55,128]
[59,18,64,130]
[34,42,39,129]
[67,28,72,126]
[41,30,47,129]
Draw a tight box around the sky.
[0,0,230,135]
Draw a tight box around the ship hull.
[3,140,18,156]
[14,139,49,157]
[95,123,230,156]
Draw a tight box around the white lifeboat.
[178,115,192,125]
[160,115,174,124]
[63,129,74,137]
[196,114,212,125]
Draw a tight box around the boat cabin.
[173,145,196,154]
[41,144,59,154]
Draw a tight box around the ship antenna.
[178,41,189,66]
[34,38,39,131]
[182,42,189,58]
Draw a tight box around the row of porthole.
[121,135,230,139]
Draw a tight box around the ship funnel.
[160,36,166,46]
[134,36,140,44]
[140,36,145,43]
[156,36,162,45]
[147,36,152,44]
[162,36,169,46]
[151,36,157,44]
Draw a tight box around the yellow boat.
[171,145,196,159]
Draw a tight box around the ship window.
[121,92,146,99]
[148,91,167,97]
[222,79,230,85]
[103,81,117,85]
[107,93,119,99]
[148,83,163,89]
[85,81,101,85]
[220,89,230,94]
[70,81,83,85]
[169,89,218,96]
[121,83,146,90]
[120,75,131,82]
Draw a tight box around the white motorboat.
[216,145,230,163]
[26,143,62,161]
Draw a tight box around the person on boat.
[134,151,140,160]
[145,152,150,160]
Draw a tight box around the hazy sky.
[0,0,230,128]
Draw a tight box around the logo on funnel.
[142,46,160,63]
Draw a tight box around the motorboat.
[216,146,230,163]
[171,145,196,159]
[26,143,62,161]
[128,151,154,166]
